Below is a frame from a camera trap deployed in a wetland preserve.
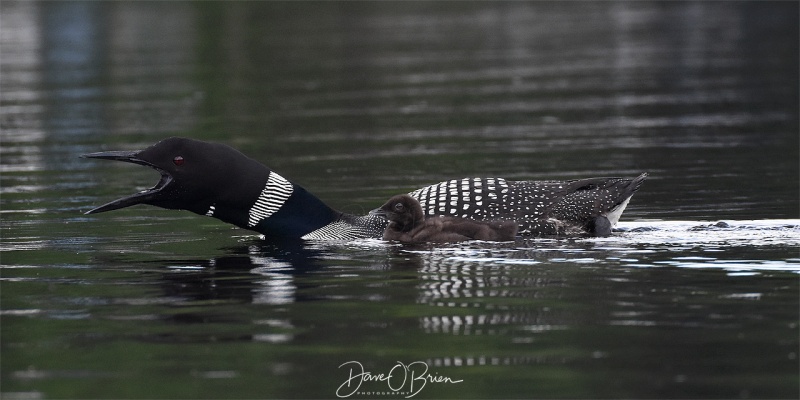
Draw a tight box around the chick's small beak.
[369,207,388,218]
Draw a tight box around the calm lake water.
[2,1,799,399]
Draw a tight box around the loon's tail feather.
[543,172,648,235]
[628,172,648,195]
[604,172,647,226]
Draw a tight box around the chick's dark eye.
[173,156,185,166]
[394,203,404,211]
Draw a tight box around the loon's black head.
[83,137,267,215]
[83,137,345,238]
[375,194,425,233]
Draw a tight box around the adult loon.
[82,137,647,240]
[376,194,518,243]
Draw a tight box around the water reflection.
[104,2,200,136]
[153,239,326,307]
[41,2,108,138]
[137,220,799,344]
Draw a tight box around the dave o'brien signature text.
[336,360,463,398]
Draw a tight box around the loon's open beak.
[81,150,174,214]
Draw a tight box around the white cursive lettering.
[336,360,462,398]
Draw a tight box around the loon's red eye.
[173,156,185,166]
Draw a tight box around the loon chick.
[82,137,647,239]
[377,194,517,243]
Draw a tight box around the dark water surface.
[2,2,798,399]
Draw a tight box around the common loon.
[83,137,647,240]
[376,194,518,243]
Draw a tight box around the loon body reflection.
[83,137,647,239]
[376,194,518,243]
